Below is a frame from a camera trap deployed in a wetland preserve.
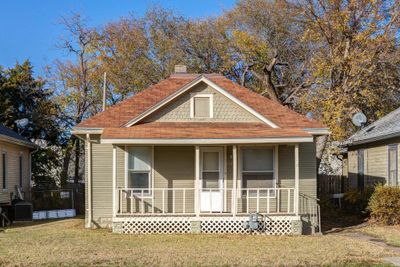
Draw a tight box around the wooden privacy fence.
[317,175,349,197]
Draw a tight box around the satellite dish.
[306,112,314,120]
[15,118,29,128]
[352,112,367,127]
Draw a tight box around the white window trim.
[238,145,278,198]
[200,147,224,191]
[125,145,154,198]
[190,93,214,119]
[2,151,8,192]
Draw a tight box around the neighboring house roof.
[75,73,327,140]
[0,124,37,148]
[346,107,400,146]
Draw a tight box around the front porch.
[101,144,320,234]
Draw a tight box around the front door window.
[200,148,223,212]
[202,151,220,189]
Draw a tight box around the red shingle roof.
[102,122,311,139]
[76,74,325,139]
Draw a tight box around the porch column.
[232,145,238,216]
[112,145,117,219]
[195,145,200,217]
[86,134,92,228]
[294,144,300,216]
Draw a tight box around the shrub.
[367,184,400,225]
[343,186,374,215]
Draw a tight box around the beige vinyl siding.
[0,140,30,204]
[346,137,400,188]
[365,146,387,185]
[145,82,262,123]
[88,143,125,227]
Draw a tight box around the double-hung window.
[2,152,7,191]
[127,147,152,195]
[388,145,398,186]
[19,155,23,188]
[241,147,275,196]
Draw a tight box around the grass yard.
[0,218,397,267]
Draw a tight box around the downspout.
[86,133,92,228]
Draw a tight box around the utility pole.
[102,72,107,112]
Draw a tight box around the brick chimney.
[174,65,187,74]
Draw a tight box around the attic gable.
[142,81,263,124]
[124,75,279,128]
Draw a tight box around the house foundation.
[112,215,299,235]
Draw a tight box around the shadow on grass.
[320,198,367,233]
[5,215,84,229]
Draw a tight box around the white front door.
[200,147,223,212]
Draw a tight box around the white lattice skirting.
[115,216,295,235]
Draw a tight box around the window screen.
[194,97,210,118]
[128,147,152,194]
[242,148,274,190]
[202,151,220,189]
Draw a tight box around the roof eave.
[100,136,313,145]
[303,128,330,135]
[71,127,104,135]
[0,135,37,149]
[347,132,400,146]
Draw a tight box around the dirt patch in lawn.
[0,219,396,266]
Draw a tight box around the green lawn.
[0,218,396,266]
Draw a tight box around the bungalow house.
[342,107,400,190]
[0,124,37,205]
[72,66,329,235]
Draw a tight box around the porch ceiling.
[101,122,311,140]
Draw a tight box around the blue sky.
[0,0,235,76]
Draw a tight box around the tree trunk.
[60,140,74,186]
[315,135,328,174]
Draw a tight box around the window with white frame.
[127,146,152,194]
[190,94,213,118]
[388,144,398,186]
[19,154,23,188]
[241,147,274,190]
[2,152,7,190]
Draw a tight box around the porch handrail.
[116,187,295,216]
[299,193,321,234]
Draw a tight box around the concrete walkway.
[334,231,400,266]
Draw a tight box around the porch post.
[232,145,238,216]
[86,134,92,228]
[294,144,300,216]
[195,145,200,217]
[112,145,117,219]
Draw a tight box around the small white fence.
[116,187,295,216]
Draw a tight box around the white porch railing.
[116,188,295,216]
[299,193,321,233]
